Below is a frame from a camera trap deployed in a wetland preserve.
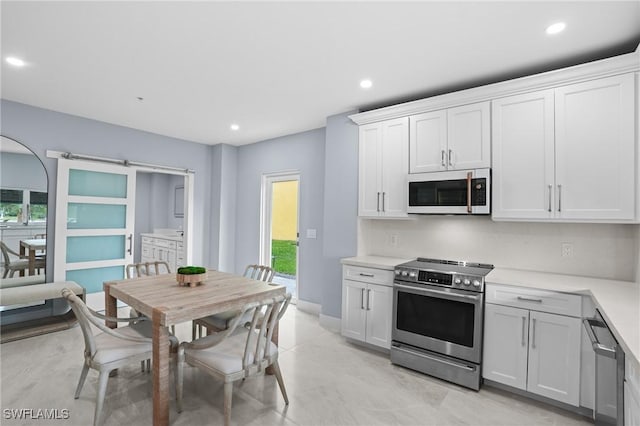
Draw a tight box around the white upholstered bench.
[0,281,85,343]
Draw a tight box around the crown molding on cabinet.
[349,51,640,125]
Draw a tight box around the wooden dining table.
[19,238,45,276]
[104,270,286,426]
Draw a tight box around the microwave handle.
[466,172,472,214]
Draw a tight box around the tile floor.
[1,306,592,425]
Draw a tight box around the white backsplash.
[358,216,639,282]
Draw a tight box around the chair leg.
[94,371,110,426]
[223,382,233,426]
[191,321,197,341]
[140,361,145,372]
[146,359,151,373]
[74,363,90,399]
[176,354,184,413]
[272,361,289,405]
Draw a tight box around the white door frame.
[259,171,300,297]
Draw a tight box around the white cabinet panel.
[527,311,581,405]
[409,110,447,173]
[555,74,635,220]
[483,303,529,390]
[447,102,491,170]
[492,90,555,219]
[358,118,408,218]
[365,284,393,348]
[341,280,367,341]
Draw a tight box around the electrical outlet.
[561,243,573,258]
[390,234,399,247]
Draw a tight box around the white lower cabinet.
[626,359,640,426]
[341,265,393,349]
[140,234,184,272]
[483,285,582,406]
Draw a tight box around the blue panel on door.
[69,169,127,198]
[66,266,124,294]
[67,203,126,229]
[67,235,126,263]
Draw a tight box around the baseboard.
[319,314,341,332]
[296,299,321,315]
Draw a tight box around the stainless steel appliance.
[583,310,625,425]
[407,168,490,215]
[391,258,493,390]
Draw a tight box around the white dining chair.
[61,288,177,426]
[176,293,291,426]
[192,264,275,339]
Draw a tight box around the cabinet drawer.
[343,265,394,286]
[141,236,154,245]
[486,283,582,317]
[153,238,177,250]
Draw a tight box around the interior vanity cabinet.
[140,233,184,272]
[358,117,408,218]
[483,284,582,406]
[492,73,636,221]
[341,264,393,349]
[409,101,490,173]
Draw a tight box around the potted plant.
[176,266,207,287]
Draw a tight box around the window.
[0,189,47,223]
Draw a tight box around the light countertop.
[487,268,640,367]
[341,256,414,270]
[140,232,183,242]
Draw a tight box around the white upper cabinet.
[358,117,408,218]
[554,74,635,221]
[409,101,490,173]
[492,90,555,220]
[493,73,636,222]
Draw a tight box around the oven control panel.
[394,268,484,291]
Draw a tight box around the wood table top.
[104,270,286,326]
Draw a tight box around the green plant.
[177,266,206,275]
[271,240,297,275]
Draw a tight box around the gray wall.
[234,128,326,304]
[321,111,359,318]
[0,152,48,191]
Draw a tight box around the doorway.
[260,172,299,300]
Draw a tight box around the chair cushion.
[92,326,151,364]
[197,309,242,330]
[185,329,278,375]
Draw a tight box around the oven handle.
[394,283,481,301]
[392,343,475,372]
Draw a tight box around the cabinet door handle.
[517,296,543,303]
[466,172,472,214]
[366,289,371,311]
[531,318,537,349]
[377,192,380,212]
[521,316,527,347]
[441,150,446,167]
[127,234,133,255]
[382,192,386,212]
[359,273,374,278]
[448,149,453,167]
[361,288,365,310]
[557,184,562,212]
[548,184,552,212]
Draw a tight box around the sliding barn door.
[54,159,136,308]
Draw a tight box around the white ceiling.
[2,1,639,146]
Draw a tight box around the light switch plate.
[306,229,317,239]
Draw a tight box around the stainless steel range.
[391,258,494,390]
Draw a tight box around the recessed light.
[546,22,566,35]
[6,56,25,67]
[360,79,373,89]
[230,124,240,131]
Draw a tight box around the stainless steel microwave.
[407,168,490,215]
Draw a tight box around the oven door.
[393,281,484,363]
[407,168,490,215]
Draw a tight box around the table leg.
[19,244,26,277]
[152,309,170,426]
[104,284,117,329]
[28,248,35,276]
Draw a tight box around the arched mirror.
[0,135,48,297]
